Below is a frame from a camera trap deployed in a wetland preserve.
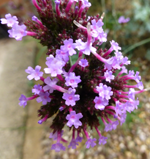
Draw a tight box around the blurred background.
[0,0,150,159]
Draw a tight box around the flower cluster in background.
[118,16,130,24]
[1,0,144,152]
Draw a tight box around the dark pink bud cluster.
[1,0,145,152]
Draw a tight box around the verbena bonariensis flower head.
[2,0,145,152]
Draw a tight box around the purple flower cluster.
[0,13,37,40]
[2,0,144,152]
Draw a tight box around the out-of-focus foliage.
[132,0,150,36]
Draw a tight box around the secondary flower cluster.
[118,16,130,24]
[1,0,144,152]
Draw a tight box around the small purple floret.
[85,138,96,148]
[110,40,121,52]
[96,83,113,100]
[32,84,43,95]
[99,136,107,145]
[36,92,51,105]
[66,111,83,128]
[1,13,18,27]
[68,139,79,149]
[104,70,115,82]
[61,38,76,56]
[62,88,80,106]
[94,96,108,110]
[44,55,65,77]
[8,23,27,40]
[51,142,66,152]
[25,65,43,81]
[79,59,89,67]
[19,94,27,107]
[65,72,81,88]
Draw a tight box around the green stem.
[101,0,106,29]
[112,0,116,41]
[123,38,150,54]
[69,56,73,66]
[101,0,106,13]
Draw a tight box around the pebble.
[146,137,150,145]
[62,153,69,159]
[137,129,146,141]
[68,148,75,154]
[125,151,132,158]
[126,136,132,141]
[43,155,50,159]
[139,112,146,119]
[98,155,105,159]
[41,139,50,147]
[135,138,142,145]
[97,146,103,152]
[145,103,150,109]
[86,149,93,155]
[119,143,125,150]
[148,152,150,159]
[140,145,147,153]
[118,136,123,142]
[127,141,135,149]
[78,152,84,159]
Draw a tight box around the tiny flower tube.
[83,128,89,139]
[101,116,107,125]
[19,94,38,107]
[42,0,47,7]
[32,16,45,28]
[68,55,82,73]
[105,110,116,116]
[75,6,79,15]
[78,0,91,18]
[27,94,39,100]
[105,114,112,123]
[32,0,42,11]
[27,31,37,36]
[73,20,87,31]
[68,128,79,149]
[38,114,49,124]
[53,85,68,93]
[55,0,61,16]
[57,74,64,82]
[40,76,45,82]
[123,83,144,90]
[95,126,101,137]
[51,131,66,152]
[65,0,78,13]
[103,40,121,57]
[43,77,67,93]
[57,131,61,143]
